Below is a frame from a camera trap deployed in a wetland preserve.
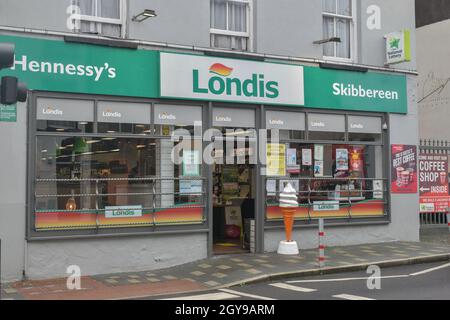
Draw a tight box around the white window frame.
[322,0,357,63]
[210,0,253,51]
[72,0,127,38]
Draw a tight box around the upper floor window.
[73,0,124,38]
[322,0,355,61]
[210,0,252,51]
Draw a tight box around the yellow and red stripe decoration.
[35,204,204,231]
[266,199,385,220]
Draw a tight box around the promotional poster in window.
[391,144,418,193]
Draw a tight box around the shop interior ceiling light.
[132,9,157,22]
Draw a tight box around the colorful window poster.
[314,160,324,177]
[391,145,417,193]
[350,146,364,172]
[182,150,200,176]
[302,149,312,166]
[336,148,349,171]
[286,148,300,174]
[419,153,449,212]
[266,143,286,176]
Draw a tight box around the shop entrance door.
[212,162,256,255]
[211,107,257,255]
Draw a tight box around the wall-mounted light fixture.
[313,37,341,45]
[132,9,157,22]
[382,122,388,130]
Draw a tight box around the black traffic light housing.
[0,42,28,105]
[0,43,15,69]
[1,76,27,105]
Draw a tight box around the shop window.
[37,120,94,133]
[210,0,252,51]
[348,132,381,142]
[348,116,382,142]
[34,133,204,231]
[154,104,203,138]
[265,143,386,221]
[97,101,151,135]
[35,136,156,209]
[73,0,124,38]
[308,131,345,141]
[322,0,355,61]
[36,98,95,133]
[98,123,151,135]
[308,113,346,141]
[266,111,306,141]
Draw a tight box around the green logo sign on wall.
[0,35,159,98]
[303,67,407,114]
[385,30,411,65]
[0,104,17,122]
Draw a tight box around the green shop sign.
[304,67,407,114]
[0,35,159,98]
[0,104,17,122]
[0,35,407,114]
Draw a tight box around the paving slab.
[1,241,449,300]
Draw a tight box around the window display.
[33,99,205,232]
[265,111,386,221]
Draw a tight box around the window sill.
[264,218,390,230]
[323,56,355,64]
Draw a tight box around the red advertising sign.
[419,153,449,213]
[391,145,417,193]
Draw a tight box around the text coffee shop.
[0,34,415,278]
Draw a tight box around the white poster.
[180,180,203,194]
[286,148,297,166]
[302,149,312,166]
[266,179,276,196]
[373,180,383,199]
[314,145,324,161]
[225,206,242,228]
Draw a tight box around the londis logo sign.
[42,106,63,116]
[102,108,122,118]
[158,112,176,120]
[160,52,304,106]
[193,63,280,99]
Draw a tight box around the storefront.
[0,34,416,279]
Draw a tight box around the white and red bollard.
[318,218,325,268]
[447,212,450,233]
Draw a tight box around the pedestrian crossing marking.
[333,293,375,300]
[161,292,239,300]
[269,283,316,293]
[219,289,276,300]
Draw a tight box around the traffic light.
[0,42,27,105]
[0,43,15,69]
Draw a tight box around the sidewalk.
[1,241,449,300]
